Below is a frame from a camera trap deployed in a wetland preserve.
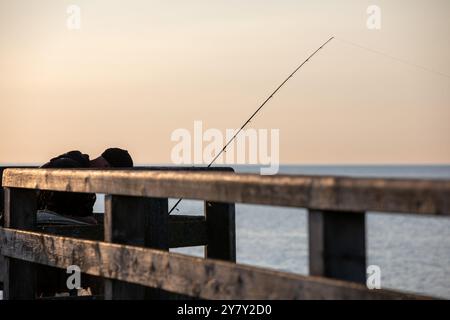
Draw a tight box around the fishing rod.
[169,36,334,214]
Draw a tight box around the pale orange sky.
[1,0,449,165]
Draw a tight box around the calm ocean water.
[167,165,450,299]
[2,165,449,299]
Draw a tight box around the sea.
[1,165,450,299]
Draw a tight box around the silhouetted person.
[37,148,133,297]
[38,148,133,221]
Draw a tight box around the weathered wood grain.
[104,195,169,299]
[205,202,236,262]
[3,168,450,215]
[0,228,432,300]
[309,210,366,283]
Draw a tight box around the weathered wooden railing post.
[308,210,366,284]
[205,201,236,262]
[104,195,169,300]
[3,188,37,299]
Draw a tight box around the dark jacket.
[38,151,96,217]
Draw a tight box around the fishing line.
[334,37,450,79]
[168,37,335,214]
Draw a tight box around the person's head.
[90,148,134,168]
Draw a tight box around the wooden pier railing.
[1,167,449,299]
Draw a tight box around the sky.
[0,0,449,165]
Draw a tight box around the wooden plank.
[35,215,205,299]
[38,225,103,241]
[309,210,366,284]
[3,168,450,215]
[205,202,236,262]
[104,195,169,247]
[104,195,169,299]
[4,188,36,231]
[37,215,207,248]
[3,188,37,299]
[1,167,34,227]
[0,228,432,300]
[169,215,207,248]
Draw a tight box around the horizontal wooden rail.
[36,215,207,248]
[0,228,430,300]
[3,168,450,215]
